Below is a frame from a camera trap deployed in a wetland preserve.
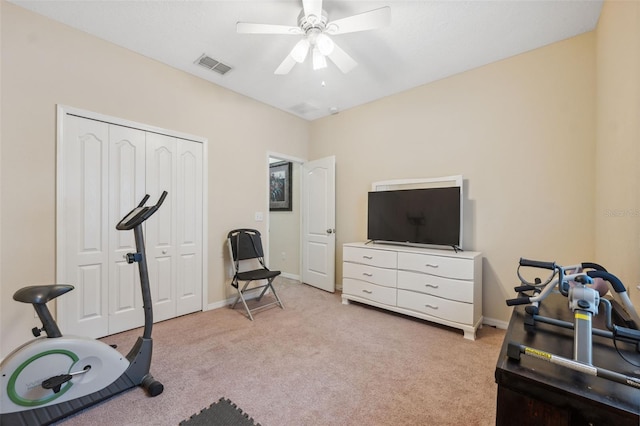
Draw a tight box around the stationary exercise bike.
[506,258,640,389]
[0,192,167,425]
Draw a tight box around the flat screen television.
[367,186,462,249]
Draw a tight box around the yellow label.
[524,347,552,360]
[575,313,591,321]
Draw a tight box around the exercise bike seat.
[13,284,74,305]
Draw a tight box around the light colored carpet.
[57,278,505,425]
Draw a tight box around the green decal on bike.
[7,349,79,406]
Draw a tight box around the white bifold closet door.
[145,133,204,323]
[109,124,146,333]
[59,114,203,338]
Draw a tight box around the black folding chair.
[227,228,284,320]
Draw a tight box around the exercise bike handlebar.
[517,259,607,272]
[137,194,151,208]
[506,272,567,306]
[587,270,627,294]
[116,191,168,231]
[506,296,534,306]
[519,258,557,270]
[508,259,632,307]
[155,191,168,209]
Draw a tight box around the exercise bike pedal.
[42,374,72,394]
[42,365,92,393]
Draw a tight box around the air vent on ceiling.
[195,54,232,75]
[289,102,319,115]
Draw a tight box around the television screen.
[367,187,461,248]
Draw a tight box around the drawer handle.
[362,289,373,294]
[425,263,439,268]
[362,273,373,277]
[424,284,439,289]
[363,255,373,260]
[425,304,438,310]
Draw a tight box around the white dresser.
[342,242,482,340]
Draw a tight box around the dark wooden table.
[495,293,640,425]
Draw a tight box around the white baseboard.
[482,317,509,330]
[280,272,300,281]
[205,298,232,311]
[204,289,270,312]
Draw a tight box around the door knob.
[326,228,335,234]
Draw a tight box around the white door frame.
[56,105,209,331]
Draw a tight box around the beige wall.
[0,2,308,357]
[310,32,597,325]
[269,162,301,278]
[595,0,640,309]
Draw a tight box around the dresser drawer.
[398,252,473,280]
[343,278,396,306]
[397,290,473,324]
[397,270,473,302]
[343,262,397,288]
[343,245,397,268]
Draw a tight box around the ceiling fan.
[237,0,391,75]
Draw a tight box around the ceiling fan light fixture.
[291,38,310,63]
[237,2,390,75]
[316,33,334,55]
[312,47,327,70]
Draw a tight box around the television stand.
[341,242,483,340]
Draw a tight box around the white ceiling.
[10,0,603,121]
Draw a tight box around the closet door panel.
[176,140,203,315]
[59,116,110,338]
[145,133,177,322]
[108,124,146,334]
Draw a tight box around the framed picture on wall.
[270,161,292,211]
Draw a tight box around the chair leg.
[232,281,255,321]
[239,289,255,322]
[231,292,240,309]
[267,278,285,309]
[230,278,243,309]
[231,278,284,320]
[256,282,270,301]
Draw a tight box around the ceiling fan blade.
[302,0,323,22]
[326,6,391,35]
[327,42,357,74]
[237,22,302,35]
[275,55,297,75]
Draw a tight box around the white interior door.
[108,124,146,334]
[145,133,177,323]
[176,139,203,315]
[302,156,336,292]
[59,115,110,338]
